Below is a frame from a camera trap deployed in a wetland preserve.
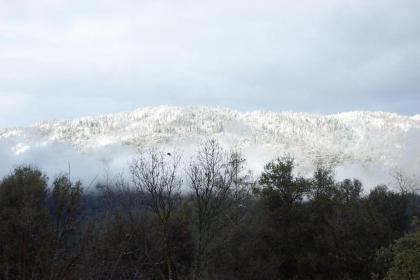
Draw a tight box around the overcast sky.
[0,0,419,127]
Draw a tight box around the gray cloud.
[0,0,420,127]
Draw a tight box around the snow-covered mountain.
[1,106,419,186]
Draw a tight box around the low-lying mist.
[1,138,418,192]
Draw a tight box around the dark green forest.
[1,140,420,280]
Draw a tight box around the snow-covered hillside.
[1,106,419,186]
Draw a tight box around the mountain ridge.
[1,106,419,184]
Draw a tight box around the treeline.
[0,139,420,280]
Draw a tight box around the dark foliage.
[0,156,419,279]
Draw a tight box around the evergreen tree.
[0,166,52,279]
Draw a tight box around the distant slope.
[1,106,419,185]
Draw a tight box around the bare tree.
[391,169,420,194]
[391,169,420,217]
[225,150,253,225]
[186,139,251,279]
[92,174,165,280]
[130,151,182,280]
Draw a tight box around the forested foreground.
[1,140,420,280]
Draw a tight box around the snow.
[0,106,419,187]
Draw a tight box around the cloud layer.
[0,0,420,127]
